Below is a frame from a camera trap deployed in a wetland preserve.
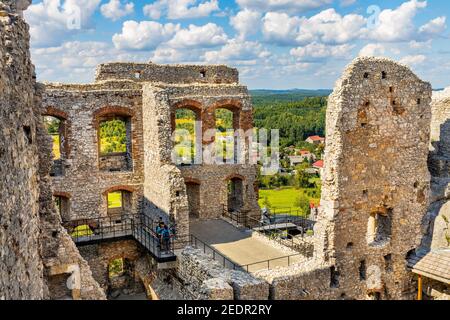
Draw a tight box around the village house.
[306,135,325,145]
[312,160,324,176]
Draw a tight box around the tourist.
[161,225,172,253]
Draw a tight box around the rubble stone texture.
[251,57,434,300]
[315,57,432,299]
[426,88,450,250]
[0,0,104,300]
[175,247,269,300]
[1,0,447,301]
[42,62,260,245]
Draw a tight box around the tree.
[295,193,310,216]
[262,196,272,209]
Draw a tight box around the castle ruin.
[0,0,448,300]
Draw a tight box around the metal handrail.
[189,234,244,271]
[63,214,175,259]
[240,252,303,272]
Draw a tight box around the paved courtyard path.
[190,219,303,272]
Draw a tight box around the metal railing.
[240,253,303,273]
[189,234,244,271]
[63,214,176,260]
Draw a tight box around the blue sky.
[24,0,450,89]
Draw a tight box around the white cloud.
[24,0,101,47]
[419,16,447,36]
[100,0,134,21]
[368,0,427,42]
[31,41,149,83]
[296,8,366,44]
[359,43,386,57]
[290,42,354,61]
[168,23,228,49]
[399,54,426,66]
[143,0,220,20]
[409,39,432,49]
[204,39,271,64]
[236,0,333,14]
[262,12,301,45]
[112,20,180,50]
[230,9,262,40]
[262,9,366,46]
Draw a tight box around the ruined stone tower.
[316,57,432,299]
[0,0,104,299]
[41,62,260,247]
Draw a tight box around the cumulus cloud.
[230,9,262,40]
[112,21,180,50]
[143,0,220,20]
[262,9,366,46]
[359,43,386,57]
[100,0,134,21]
[296,8,366,44]
[399,54,427,66]
[31,41,149,83]
[290,42,354,61]
[168,23,228,49]
[236,0,333,14]
[367,0,427,42]
[419,16,447,36]
[204,39,271,64]
[24,0,101,47]
[262,12,301,45]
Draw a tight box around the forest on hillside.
[253,95,327,148]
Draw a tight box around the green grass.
[71,225,93,237]
[51,135,61,160]
[108,192,122,209]
[259,187,320,213]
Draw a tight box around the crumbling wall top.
[94,62,239,84]
[433,87,450,103]
[0,0,31,16]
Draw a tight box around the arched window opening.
[173,109,198,165]
[227,177,244,213]
[215,108,237,164]
[54,195,70,222]
[367,209,392,246]
[98,115,132,172]
[107,190,132,216]
[109,258,125,278]
[44,115,66,176]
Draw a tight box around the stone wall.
[42,66,259,247]
[77,240,153,296]
[0,0,45,299]
[424,88,450,250]
[0,0,105,300]
[42,85,145,221]
[176,247,270,300]
[315,57,432,300]
[95,63,239,84]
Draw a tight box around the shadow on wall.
[421,118,450,250]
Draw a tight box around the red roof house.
[306,135,325,144]
[313,160,324,169]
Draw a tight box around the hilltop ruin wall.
[0,0,104,300]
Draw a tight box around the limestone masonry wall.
[176,247,269,300]
[0,0,45,299]
[423,89,450,250]
[316,57,432,299]
[0,0,105,300]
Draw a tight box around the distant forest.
[174,91,328,149]
[252,91,328,148]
